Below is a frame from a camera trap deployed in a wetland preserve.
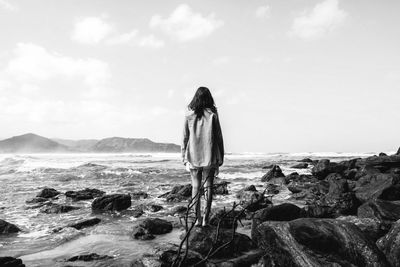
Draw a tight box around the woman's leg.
[203,168,215,226]
[190,168,202,225]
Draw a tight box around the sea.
[0,152,387,266]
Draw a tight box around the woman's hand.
[185,162,191,172]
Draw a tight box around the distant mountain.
[0,133,70,153]
[53,138,99,152]
[0,134,180,153]
[92,137,180,153]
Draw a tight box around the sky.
[0,0,399,153]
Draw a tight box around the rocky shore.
[2,149,400,266]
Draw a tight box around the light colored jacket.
[181,108,224,168]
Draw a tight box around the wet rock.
[148,204,163,212]
[91,194,131,212]
[358,199,400,226]
[397,147,400,155]
[252,203,306,229]
[337,216,388,242]
[25,197,48,204]
[131,191,149,200]
[306,173,360,218]
[376,219,400,267]
[0,257,25,267]
[0,219,21,234]
[40,203,80,214]
[69,218,101,230]
[37,187,60,198]
[159,184,192,202]
[260,165,285,183]
[67,253,113,261]
[132,218,173,240]
[356,154,400,172]
[379,152,388,157]
[311,159,347,180]
[355,173,400,203]
[291,163,308,169]
[184,226,254,258]
[214,181,229,195]
[168,205,188,216]
[209,209,245,229]
[236,188,272,212]
[252,218,388,267]
[65,188,105,201]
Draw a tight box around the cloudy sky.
[0,0,399,153]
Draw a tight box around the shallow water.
[0,152,379,266]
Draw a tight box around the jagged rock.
[65,188,105,200]
[356,154,400,172]
[265,183,280,195]
[69,218,101,230]
[306,173,360,218]
[252,218,388,267]
[252,204,306,230]
[36,188,60,198]
[184,226,254,258]
[25,197,48,204]
[0,257,25,267]
[355,173,400,203]
[379,152,388,157]
[236,188,272,212]
[260,165,285,183]
[337,216,388,242]
[67,253,113,261]
[214,181,229,195]
[377,219,400,267]
[0,219,21,234]
[291,163,308,169]
[311,159,347,180]
[358,199,400,227]
[132,218,172,240]
[397,147,400,155]
[91,194,131,212]
[40,203,79,214]
[131,191,149,200]
[159,184,192,202]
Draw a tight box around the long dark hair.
[188,87,217,118]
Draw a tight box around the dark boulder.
[159,184,192,202]
[91,194,131,212]
[131,191,149,200]
[377,219,400,267]
[379,152,388,157]
[261,165,285,183]
[236,188,272,212]
[209,209,245,229]
[311,159,347,180]
[291,163,308,169]
[337,216,388,242]
[252,203,306,230]
[132,218,173,240]
[356,154,400,172]
[252,218,388,267]
[184,226,254,258]
[65,188,105,200]
[0,257,25,267]
[67,253,113,261]
[36,188,60,198]
[40,203,79,214]
[0,219,21,234]
[214,181,229,195]
[397,147,400,155]
[68,218,101,230]
[358,199,400,227]
[355,173,400,203]
[306,173,360,218]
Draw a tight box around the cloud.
[290,0,347,40]
[106,30,138,45]
[72,16,113,44]
[150,4,223,42]
[0,0,17,11]
[255,5,270,19]
[5,43,110,90]
[139,35,165,48]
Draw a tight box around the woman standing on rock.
[181,86,224,227]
